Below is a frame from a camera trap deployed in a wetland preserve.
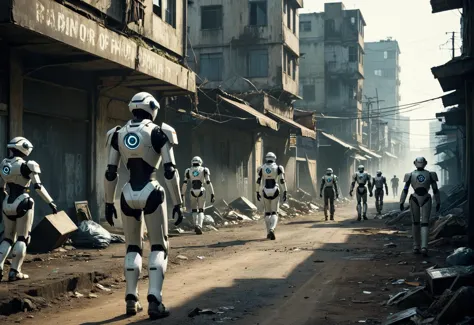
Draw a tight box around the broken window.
[292,6,296,32]
[249,0,267,26]
[153,0,162,17]
[303,85,316,102]
[374,69,382,76]
[292,56,297,80]
[247,49,268,78]
[287,3,291,27]
[200,53,223,81]
[300,21,311,32]
[165,0,176,28]
[201,6,223,30]
[349,46,357,62]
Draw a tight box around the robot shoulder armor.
[184,168,190,178]
[106,126,121,147]
[429,171,439,182]
[203,167,210,176]
[161,123,178,145]
[403,172,412,182]
[277,165,285,174]
[26,160,41,174]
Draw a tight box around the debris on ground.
[382,307,423,325]
[436,286,474,324]
[446,247,474,267]
[429,214,467,241]
[95,283,112,292]
[71,220,111,249]
[228,197,257,216]
[386,287,432,309]
[426,265,474,296]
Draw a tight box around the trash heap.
[380,247,474,325]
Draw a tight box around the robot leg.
[266,198,279,240]
[9,202,34,281]
[323,193,329,219]
[420,197,432,255]
[263,197,272,235]
[380,191,384,213]
[191,197,199,227]
[356,192,362,220]
[329,191,335,220]
[197,193,206,230]
[409,197,421,253]
[143,188,170,320]
[362,191,368,219]
[0,212,15,280]
[120,194,144,314]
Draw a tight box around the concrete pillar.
[252,133,263,203]
[9,50,23,139]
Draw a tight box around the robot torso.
[322,174,336,189]
[353,172,371,187]
[185,166,209,195]
[373,176,386,189]
[405,170,436,202]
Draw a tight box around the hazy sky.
[302,0,461,150]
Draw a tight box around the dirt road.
[3,199,441,325]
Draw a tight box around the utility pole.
[364,96,373,150]
[446,32,456,58]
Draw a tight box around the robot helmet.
[376,170,382,176]
[265,152,276,163]
[358,165,364,172]
[326,168,333,174]
[414,157,427,169]
[191,156,203,166]
[7,137,33,156]
[128,92,160,121]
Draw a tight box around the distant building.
[297,2,366,144]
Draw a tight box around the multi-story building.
[297,2,366,144]
[0,0,196,222]
[187,0,303,102]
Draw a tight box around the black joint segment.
[151,244,166,252]
[147,295,160,303]
[271,212,277,215]
[183,180,188,184]
[164,163,175,180]
[33,183,42,190]
[280,179,285,184]
[17,236,28,243]
[206,180,210,184]
[20,163,32,178]
[433,189,439,194]
[126,245,143,256]
[413,222,420,225]
[111,131,119,151]
[199,208,204,213]
[125,294,138,302]
[2,238,13,246]
[403,189,409,194]
[150,267,157,271]
[192,209,198,212]
[265,212,271,216]
[421,223,429,227]
[120,194,142,218]
[151,126,169,152]
[256,178,261,185]
[277,167,283,175]
[143,187,165,215]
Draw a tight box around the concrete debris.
[387,287,432,309]
[95,283,112,292]
[228,197,257,216]
[176,255,189,260]
[188,307,218,317]
[384,243,397,248]
[429,214,467,241]
[203,225,218,232]
[436,286,474,324]
[72,292,84,298]
[446,247,474,267]
[382,307,422,325]
[427,289,454,317]
[88,293,98,299]
[203,215,215,225]
[385,210,412,226]
[426,265,474,296]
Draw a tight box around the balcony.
[326,61,364,79]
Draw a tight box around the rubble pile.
[380,247,474,325]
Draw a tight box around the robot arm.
[104,126,121,204]
[278,165,288,193]
[320,177,325,194]
[181,168,189,199]
[350,173,356,191]
[384,177,389,193]
[399,172,412,205]
[160,123,183,207]
[430,172,441,206]
[27,161,54,204]
[204,167,215,196]
[334,176,339,197]
[256,167,263,191]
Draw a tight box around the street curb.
[0,271,110,316]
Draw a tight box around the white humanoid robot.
[400,157,440,256]
[256,152,287,240]
[319,168,339,221]
[350,165,373,221]
[371,170,388,215]
[104,92,183,319]
[181,156,215,235]
[0,137,57,281]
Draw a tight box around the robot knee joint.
[17,236,29,246]
[11,241,26,256]
[105,165,118,181]
[192,209,198,213]
[16,198,34,217]
[126,245,143,256]
[198,208,204,213]
[143,187,165,215]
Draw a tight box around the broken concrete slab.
[446,247,474,267]
[387,286,432,309]
[426,265,474,296]
[429,214,467,241]
[436,286,474,324]
[382,307,422,325]
[228,197,257,215]
[427,289,454,316]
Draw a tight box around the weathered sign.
[12,0,195,93]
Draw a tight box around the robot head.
[358,165,364,173]
[376,170,382,177]
[128,92,160,121]
[265,152,276,163]
[326,168,333,175]
[394,175,396,178]
[7,137,33,157]
[413,157,427,170]
[191,156,203,167]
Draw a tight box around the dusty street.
[2,199,446,325]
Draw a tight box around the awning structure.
[358,145,382,159]
[384,151,398,159]
[435,140,457,155]
[267,111,316,139]
[320,132,356,150]
[218,96,278,131]
[436,107,465,126]
[435,123,458,136]
[352,154,367,161]
[435,156,457,170]
[430,0,463,13]
[364,155,372,160]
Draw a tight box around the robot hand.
[181,195,185,206]
[386,191,389,196]
[49,202,58,214]
[283,191,287,202]
[336,193,339,199]
[320,193,323,198]
[436,203,441,212]
[349,190,353,197]
[105,203,118,226]
[400,203,404,212]
[256,192,261,202]
[211,194,215,203]
[369,192,373,197]
[173,204,184,226]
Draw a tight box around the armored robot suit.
[104,92,183,319]
[371,173,388,214]
[256,152,287,240]
[391,176,399,198]
[0,137,57,282]
[399,157,440,256]
[350,167,372,220]
[320,169,339,221]
[181,156,215,235]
